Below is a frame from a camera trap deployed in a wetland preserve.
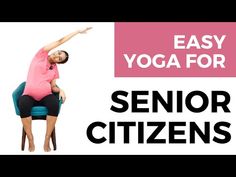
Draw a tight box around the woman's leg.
[18,95,35,152]
[41,94,59,152]
[45,115,57,152]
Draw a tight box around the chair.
[12,82,62,151]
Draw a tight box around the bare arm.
[43,27,92,52]
[51,79,60,93]
[51,79,66,103]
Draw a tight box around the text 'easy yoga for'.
[124,35,226,69]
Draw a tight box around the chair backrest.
[12,82,26,115]
[12,82,62,116]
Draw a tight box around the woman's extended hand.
[79,27,92,34]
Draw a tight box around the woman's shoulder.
[31,47,49,62]
[34,47,48,57]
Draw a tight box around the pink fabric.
[23,48,59,101]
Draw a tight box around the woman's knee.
[42,95,60,116]
[18,95,34,118]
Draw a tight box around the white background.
[0,22,236,155]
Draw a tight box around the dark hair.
[59,50,69,64]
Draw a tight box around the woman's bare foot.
[44,136,51,152]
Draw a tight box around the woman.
[18,27,92,152]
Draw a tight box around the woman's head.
[49,50,69,64]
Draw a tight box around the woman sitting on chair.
[18,27,92,152]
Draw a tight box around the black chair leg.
[51,128,57,150]
[21,127,26,151]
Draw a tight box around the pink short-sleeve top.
[23,48,59,101]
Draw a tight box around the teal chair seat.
[12,81,62,150]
